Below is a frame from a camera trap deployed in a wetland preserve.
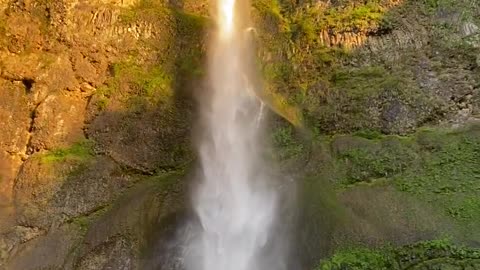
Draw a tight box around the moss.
[313,125,480,232]
[318,239,480,270]
[290,1,389,40]
[114,61,172,97]
[353,129,384,140]
[271,125,304,160]
[95,60,174,111]
[255,0,476,135]
[40,140,94,164]
[260,1,426,133]
[336,136,418,184]
[100,4,208,112]
[253,0,289,31]
[394,127,480,227]
[299,174,349,267]
[71,206,110,233]
[291,126,480,267]
[30,1,51,35]
[331,66,403,98]
[173,10,208,78]
[118,0,168,24]
[421,0,472,16]
[320,247,392,270]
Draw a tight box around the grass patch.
[353,129,384,140]
[40,140,94,164]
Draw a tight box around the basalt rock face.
[255,0,480,134]
[0,0,195,268]
[0,0,479,270]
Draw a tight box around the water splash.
[185,1,285,270]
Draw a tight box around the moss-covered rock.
[255,0,480,134]
[318,239,480,270]
[276,123,480,269]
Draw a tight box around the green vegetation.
[320,247,392,270]
[421,0,479,20]
[280,125,480,269]
[323,125,480,225]
[353,129,384,140]
[71,206,110,233]
[118,0,169,24]
[253,0,480,135]
[252,0,421,131]
[173,10,207,78]
[319,239,480,270]
[40,140,94,164]
[331,66,402,98]
[96,60,173,111]
[99,2,207,112]
[290,1,389,39]
[271,125,304,160]
[304,125,480,239]
[395,127,480,224]
[338,138,417,184]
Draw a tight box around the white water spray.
[185,1,284,270]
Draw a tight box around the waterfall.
[184,1,286,270]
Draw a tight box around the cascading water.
[184,1,286,270]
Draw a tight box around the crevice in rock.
[24,99,47,156]
[85,94,95,111]
[0,225,47,245]
[0,75,36,94]
[24,114,36,156]
[65,204,111,228]
[105,152,155,176]
[82,95,95,141]
[21,79,34,94]
[4,150,17,157]
[100,151,179,176]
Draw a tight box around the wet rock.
[14,155,68,229]
[74,237,135,270]
[0,226,43,267]
[88,108,191,172]
[13,154,138,230]
[50,156,135,222]
[381,101,416,134]
[4,224,82,270]
[73,174,186,270]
